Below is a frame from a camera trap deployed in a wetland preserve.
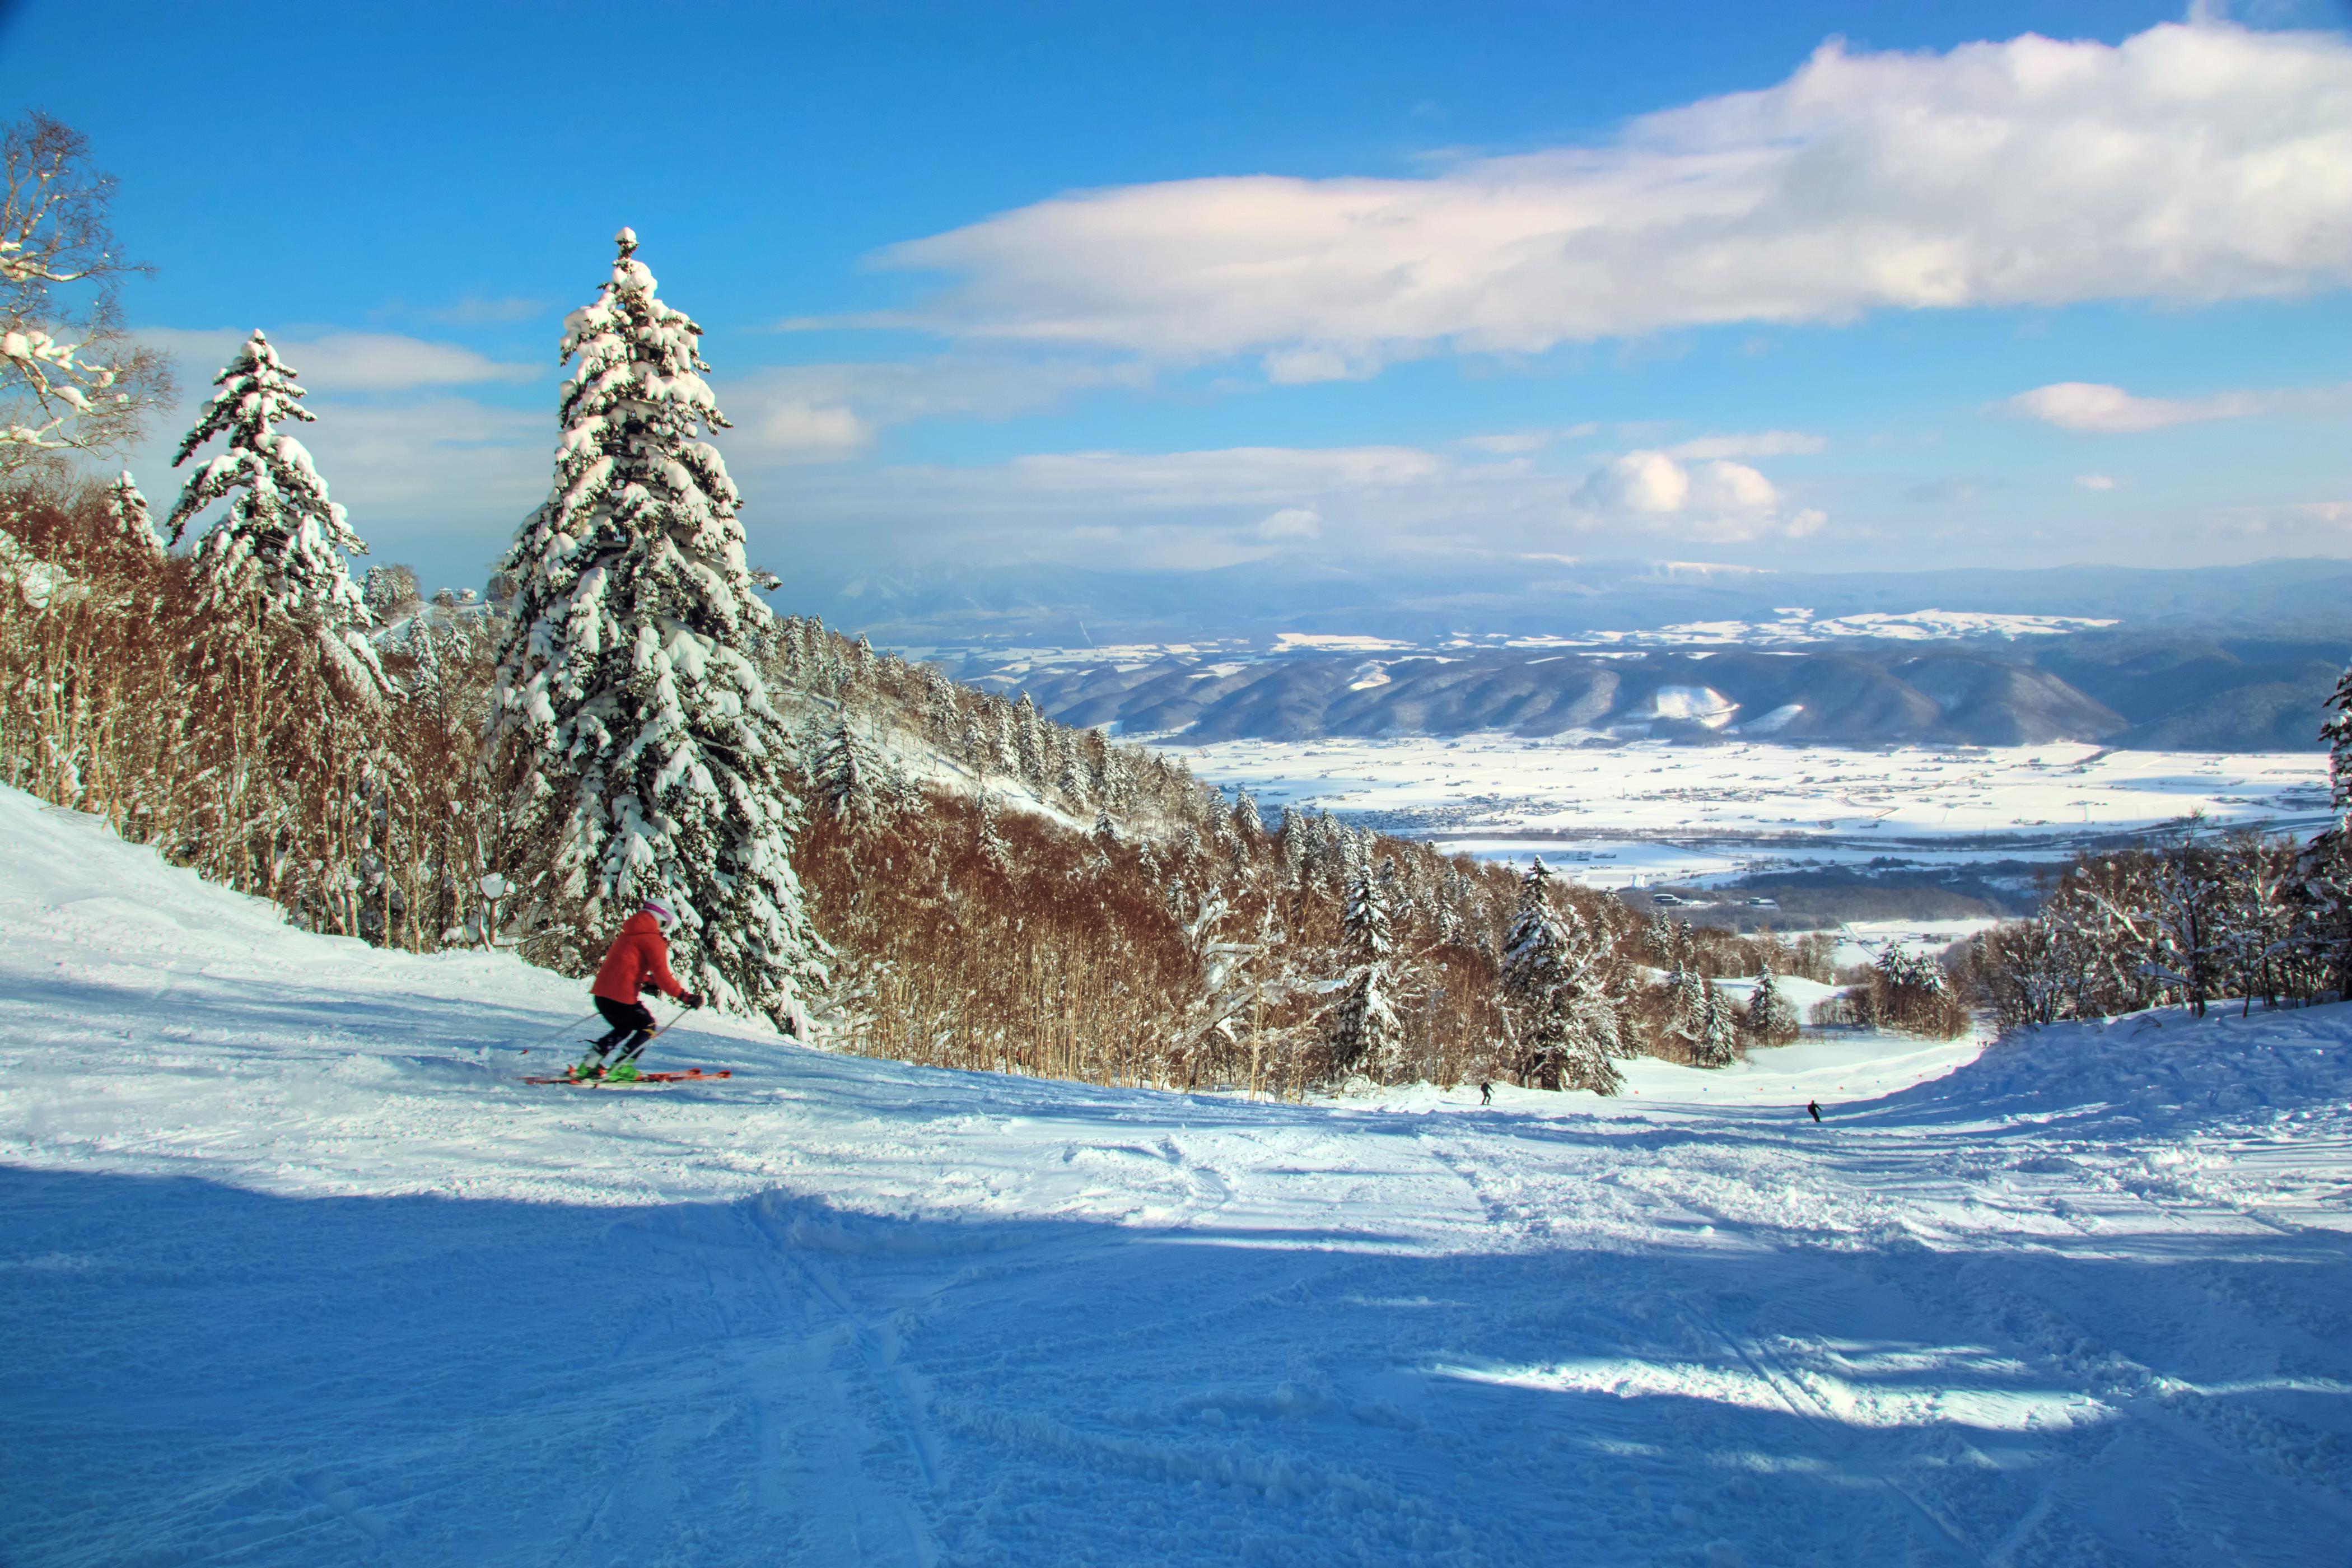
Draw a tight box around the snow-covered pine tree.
[990,699,1021,780]
[1499,859,1623,1094]
[975,790,1010,870]
[1054,730,1091,806]
[1092,806,1118,849]
[1692,981,1739,1067]
[1744,959,1799,1046]
[103,470,162,558]
[164,330,383,691]
[1327,857,1402,1081]
[1645,907,1677,966]
[1660,917,1708,1046]
[1096,745,1131,814]
[1013,692,1047,787]
[2325,658,2352,830]
[1275,806,1307,880]
[490,227,825,1033]
[812,713,889,833]
[921,667,960,743]
[1231,788,1263,842]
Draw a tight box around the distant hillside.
[950,634,2349,751]
[815,556,2352,651]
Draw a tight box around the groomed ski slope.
[2,786,2348,1567]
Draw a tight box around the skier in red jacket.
[577,897,703,1079]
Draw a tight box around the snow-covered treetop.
[103,469,162,558]
[162,332,379,684]
[168,332,316,474]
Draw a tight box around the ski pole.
[514,1009,603,1057]
[613,1002,695,1067]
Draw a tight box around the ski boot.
[571,1050,610,1081]
[605,1059,643,1085]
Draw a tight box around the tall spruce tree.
[1327,857,1402,1080]
[2325,658,2352,829]
[1500,858,1623,1094]
[1744,959,1798,1045]
[165,331,382,688]
[104,470,162,558]
[1692,982,1739,1067]
[811,712,889,833]
[491,228,824,1033]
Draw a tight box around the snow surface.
[1178,738,2331,886]
[4,784,2350,1565]
[1479,609,2122,648]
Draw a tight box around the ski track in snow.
[1,787,2349,1566]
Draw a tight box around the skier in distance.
[1807,1099,1822,1123]
[579,898,702,1080]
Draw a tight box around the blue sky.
[8,0,2351,594]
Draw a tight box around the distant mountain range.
[800,556,2349,751]
[942,635,2346,751]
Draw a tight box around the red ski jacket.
[592,910,687,1005]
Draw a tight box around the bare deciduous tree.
[0,114,171,474]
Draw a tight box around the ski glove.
[682,991,705,1010]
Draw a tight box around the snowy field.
[3,784,2350,1566]
[1173,738,2332,886]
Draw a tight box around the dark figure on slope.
[1807,1099,1822,1123]
[1479,1081,1493,1107]
[579,899,702,1080]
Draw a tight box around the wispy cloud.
[142,329,542,394]
[778,438,1825,562]
[813,21,2352,379]
[1999,381,2264,433]
[722,354,1154,461]
[1664,431,1827,460]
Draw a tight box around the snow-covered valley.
[1177,737,2332,890]
[3,782,2350,1566]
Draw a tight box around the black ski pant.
[592,996,657,1057]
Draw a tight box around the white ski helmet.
[641,897,674,928]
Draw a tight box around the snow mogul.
[577,898,703,1081]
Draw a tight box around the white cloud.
[1665,430,1827,460]
[722,354,1153,459]
[748,399,874,463]
[1262,347,1374,385]
[984,444,1452,509]
[1258,506,1324,539]
[1691,460,1777,511]
[841,21,2352,372]
[1459,431,1554,455]
[1571,450,1804,542]
[141,329,539,393]
[1456,423,1599,455]
[2075,472,2120,489]
[1579,450,1691,514]
[2001,381,2262,433]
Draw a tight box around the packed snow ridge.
[2,782,2348,1566]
